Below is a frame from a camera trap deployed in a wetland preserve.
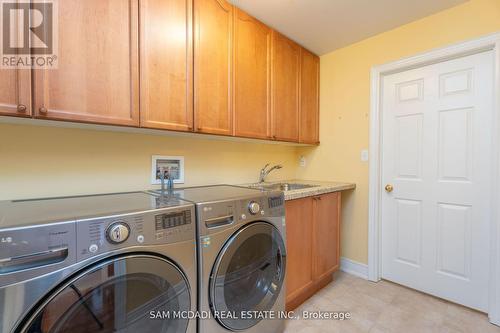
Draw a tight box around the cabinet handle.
[17,104,27,113]
[39,107,48,114]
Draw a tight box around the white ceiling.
[230,0,468,55]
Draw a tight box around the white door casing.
[380,51,493,311]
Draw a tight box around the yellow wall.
[1,0,499,265]
[297,0,500,264]
[0,123,299,200]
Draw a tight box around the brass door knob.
[385,184,394,192]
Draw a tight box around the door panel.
[313,192,340,280]
[299,48,319,144]
[395,198,422,266]
[0,69,31,117]
[33,0,139,126]
[233,9,271,139]
[140,0,193,131]
[436,203,471,279]
[194,0,233,135]
[381,51,493,311]
[272,32,300,142]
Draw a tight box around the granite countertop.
[243,179,356,201]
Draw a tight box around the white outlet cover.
[299,156,306,167]
[361,149,369,162]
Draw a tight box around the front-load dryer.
[0,192,197,333]
[176,185,286,333]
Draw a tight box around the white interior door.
[381,50,494,311]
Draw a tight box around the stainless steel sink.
[250,183,319,191]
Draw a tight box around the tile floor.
[284,271,500,333]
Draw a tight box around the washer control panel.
[76,205,195,261]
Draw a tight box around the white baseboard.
[340,257,369,280]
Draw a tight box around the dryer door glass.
[210,222,286,331]
[21,254,190,333]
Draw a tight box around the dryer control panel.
[236,193,284,221]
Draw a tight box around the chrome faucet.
[259,163,283,183]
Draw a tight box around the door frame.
[368,32,500,324]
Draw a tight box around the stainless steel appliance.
[175,185,287,333]
[0,192,197,333]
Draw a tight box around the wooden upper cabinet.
[194,0,233,135]
[33,0,139,126]
[313,192,340,280]
[0,69,31,117]
[233,9,272,139]
[140,0,193,131]
[272,32,300,142]
[300,48,320,144]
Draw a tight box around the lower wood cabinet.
[285,192,341,310]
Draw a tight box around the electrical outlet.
[299,156,306,167]
[361,149,369,162]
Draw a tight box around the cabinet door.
[299,48,320,144]
[313,192,340,282]
[272,32,300,142]
[194,0,232,135]
[285,197,314,310]
[140,0,193,131]
[0,69,31,117]
[233,9,271,139]
[33,0,139,126]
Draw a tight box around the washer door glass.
[210,222,286,331]
[21,254,190,333]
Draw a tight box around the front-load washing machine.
[176,185,286,333]
[0,192,197,333]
